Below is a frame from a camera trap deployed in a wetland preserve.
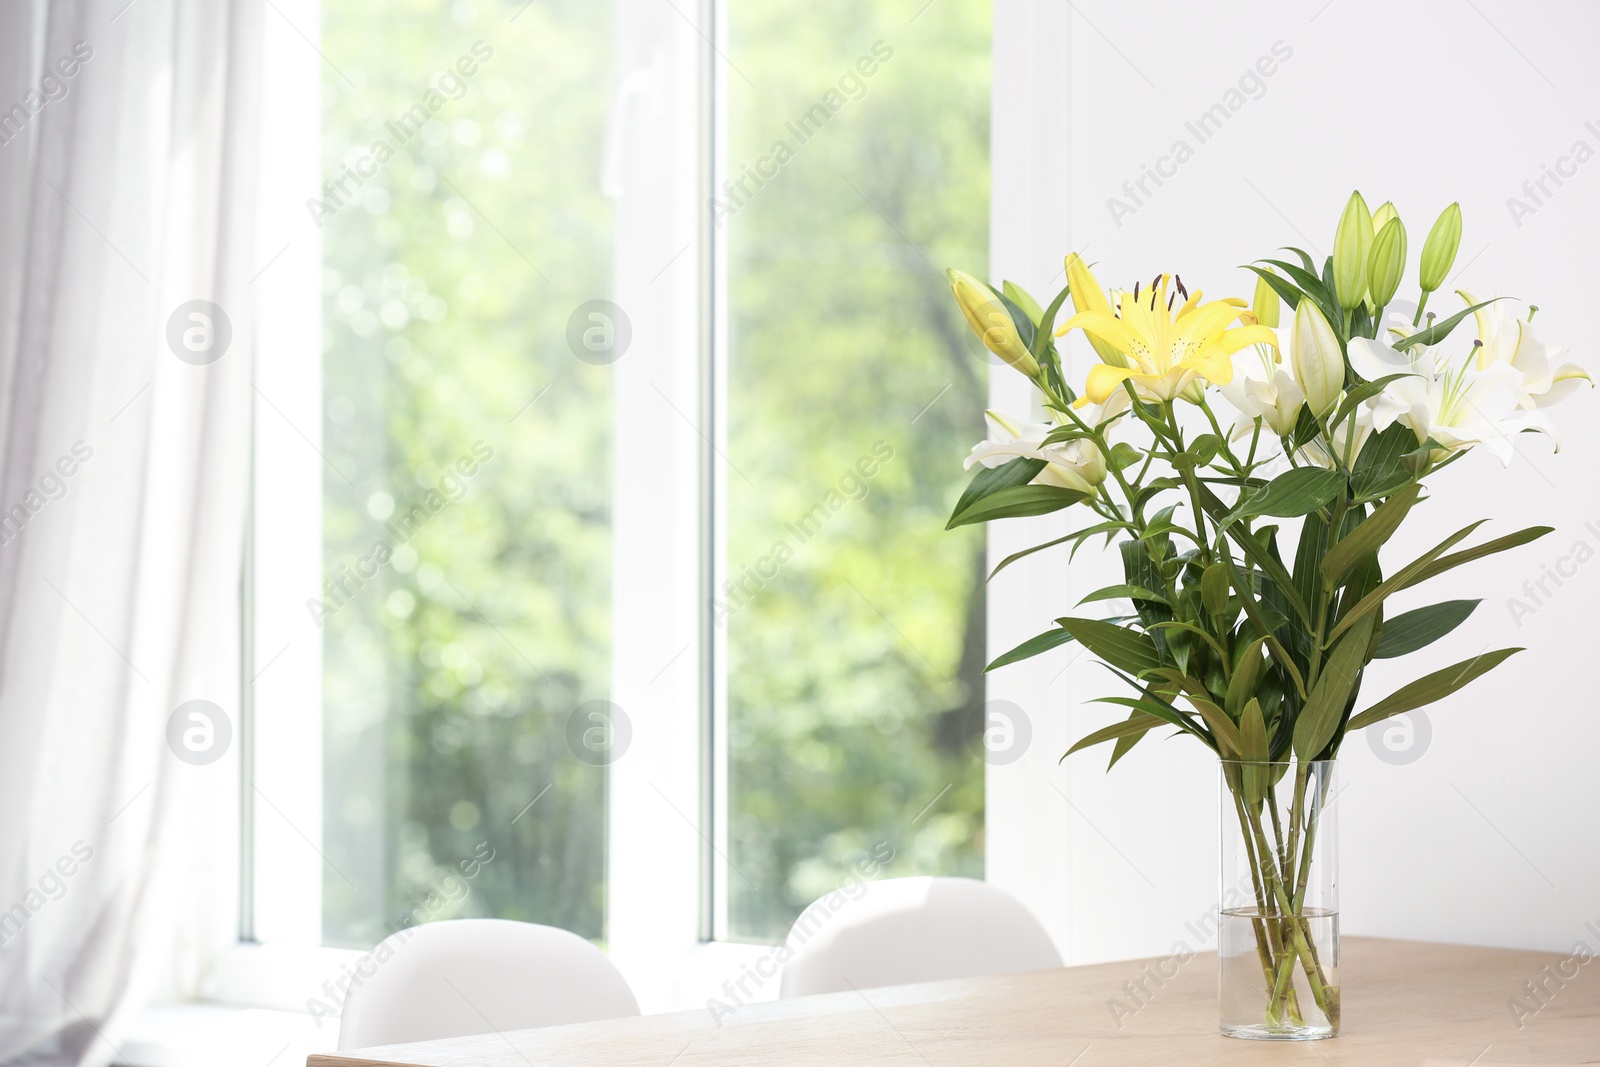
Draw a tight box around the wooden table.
[311,938,1600,1066]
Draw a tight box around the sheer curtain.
[0,0,262,1063]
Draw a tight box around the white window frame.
[184,0,1069,1020]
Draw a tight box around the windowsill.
[117,1003,338,1067]
[118,940,773,1066]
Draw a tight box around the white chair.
[778,876,1062,998]
[336,919,640,1049]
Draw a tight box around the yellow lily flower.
[1054,273,1278,405]
[1064,253,1132,369]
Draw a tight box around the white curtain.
[0,0,261,1063]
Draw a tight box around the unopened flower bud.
[1419,202,1462,293]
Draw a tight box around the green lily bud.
[1367,217,1407,309]
[1418,202,1462,293]
[1291,299,1344,419]
[1370,200,1399,233]
[1251,269,1281,329]
[1332,190,1374,311]
[948,268,1040,379]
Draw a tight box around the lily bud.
[1370,200,1399,233]
[948,269,1040,379]
[1367,217,1407,309]
[1251,269,1281,329]
[1291,299,1344,419]
[1063,253,1132,368]
[1332,190,1374,311]
[1419,202,1463,293]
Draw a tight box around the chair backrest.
[336,919,640,1049]
[778,876,1062,998]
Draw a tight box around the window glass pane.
[318,0,613,947]
[722,0,993,940]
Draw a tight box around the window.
[314,0,616,949]
[718,0,993,941]
[245,0,992,972]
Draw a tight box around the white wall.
[989,0,1600,964]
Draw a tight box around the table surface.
[310,937,1600,1066]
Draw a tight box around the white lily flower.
[965,397,1125,495]
[1217,327,1305,437]
[1457,290,1591,409]
[1348,335,1559,467]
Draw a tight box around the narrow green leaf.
[1407,526,1554,586]
[1325,520,1488,645]
[1293,613,1377,759]
[987,520,1133,580]
[1332,374,1415,430]
[1351,423,1418,499]
[1321,483,1421,589]
[1186,694,1244,757]
[1225,637,1267,717]
[1219,550,1309,700]
[1078,584,1169,607]
[1391,299,1501,351]
[1347,648,1523,731]
[1056,618,1164,676]
[1239,697,1269,761]
[1064,712,1166,758]
[1201,561,1231,615]
[1243,264,1304,312]
[1373,599,1481,659]
[948,456,1045,528]
[1032,282,1074,359]
[1002,280,1044,327]
[986,627,1075,672]
[946,484,1088,529]
[1228,467,1345,524]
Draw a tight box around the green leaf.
[1055,617,1164,676]
[991,287,1038,354]
[985,626,1076,672]
[1225,637,1267,717]
[987,520,1133,580]
[1351,423,1418,499]
[946,483,1088,529]
[1228,467,1345,524]
[1293,613,1377,759]
[1407,525,1554,586]
[1320,483,1421,589]
[1332,374,1415,430]
[1172,434,1221,470]
[948,456,1045,528]
[1373,599,1481,659]
[1064,712,1165,758]
[1032,282,1074,359]
[1325,520,1488,645]
[1391,298,1500,351]
[1002,280,1044,327]
[1108,441,1143,471]
[1243,264,1303,312]
[1238,697,1271,803]
[1078,584,1169,607]
[1347,648,1524,732]
[1219,550,1309,700]
[1185,694,1244,757]
[1200,561,1231,615]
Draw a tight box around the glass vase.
[1218,759,1339,1040]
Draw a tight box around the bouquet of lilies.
[944,192,1588,1034]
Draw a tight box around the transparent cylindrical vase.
[1218,759,1339,1040]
